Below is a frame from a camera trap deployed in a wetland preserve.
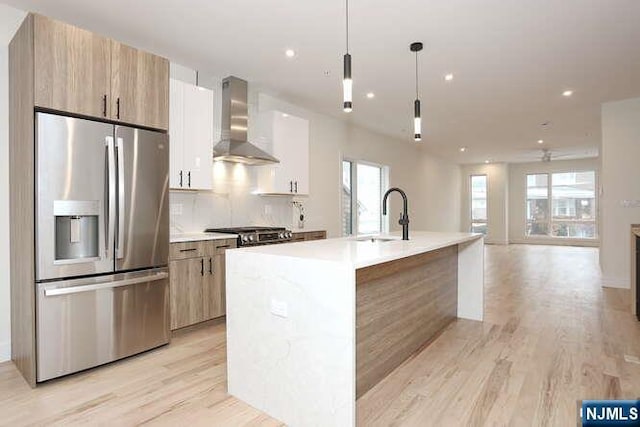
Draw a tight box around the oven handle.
[44,272,168,297]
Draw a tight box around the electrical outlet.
[270,298,288,318]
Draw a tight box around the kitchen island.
[226,231,484,427]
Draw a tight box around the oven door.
[36,268,170,382]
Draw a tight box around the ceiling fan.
[539,148,575,162]
[515,147,577,163]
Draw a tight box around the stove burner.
[205,226,293,247]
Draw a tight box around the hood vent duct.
[212,76,279,165]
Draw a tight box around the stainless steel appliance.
[212,76,279,165]
[205,227,293,247]
[35,112,170,382]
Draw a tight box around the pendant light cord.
[415,51,419,99]
[346,0,349,53]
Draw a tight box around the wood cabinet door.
[203,255,225,320]
[33,15,111,119]
[170,257,205,330]
[111,42,169,130]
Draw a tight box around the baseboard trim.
[0,341,10,363]
[509,238,599,248]
[601,276,630,289]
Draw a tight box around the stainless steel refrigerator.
[35,112,170,382]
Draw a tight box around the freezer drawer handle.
[44,272,169,297]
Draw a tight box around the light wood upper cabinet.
[33,15,111,119]
[31,14,168,130]
[111,42,169,130]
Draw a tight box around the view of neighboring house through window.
[342,159,387,236]
[526,174,549,236]
[470,175,487,234]
[342,161,353,235]
[526,171,597,239]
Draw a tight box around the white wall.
[601,97,640,288]
[508,158,600,245]
[460,163,509,244]
[0,5,28,362]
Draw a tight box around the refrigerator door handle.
[44,272,169,297]
[116,137,125,259]
[106,136,116,260]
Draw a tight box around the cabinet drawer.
[201,239,237,256]
[291,231,327,242]
[305,231,326,241]
[170,242,205,260]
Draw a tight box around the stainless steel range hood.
[212,76,279,165]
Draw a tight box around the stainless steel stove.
[205,226,293,247]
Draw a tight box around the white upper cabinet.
[169,78,214,190]
[256,111,310,195]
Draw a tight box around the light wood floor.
[1,245,639,426]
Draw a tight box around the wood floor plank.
[1,244,640,426]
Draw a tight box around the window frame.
[341,157,389,236]
[524,169,598,240]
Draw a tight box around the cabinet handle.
[290,181,293,193]
[179,248,197,253]
[116,97,121,119]
[295,181,298,193]
[102,95,107,117]
[179,171,183,187]
[200,258,204,276]
[216,245,231,250]
[209,258,213,274]
[188,171,191,188]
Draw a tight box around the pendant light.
[343,0,352,112]
[410,42,423,141]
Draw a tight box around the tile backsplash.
[170,162,298,233]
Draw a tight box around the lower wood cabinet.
[169,239,236,330]
[291,230,327,242]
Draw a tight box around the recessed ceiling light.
[538,139,544,144]
[459,147,466,152]
[285,49,295,58]
[485,160,490,164]
[562,90,573,97]
[366,92,375,99]
[444,73,454,81]
[282,113,289,118]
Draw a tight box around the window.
[526,174,549,236]
[470,175,487,234]
[526,171,597,239]
[342,160,388,236]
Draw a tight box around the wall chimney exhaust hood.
[212,76,279,165]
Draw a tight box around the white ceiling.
[3,0,640,164]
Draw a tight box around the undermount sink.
[355,237,399,243]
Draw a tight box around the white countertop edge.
[353,234,482,268]
[230,232,483,269]
[170,232,238,243]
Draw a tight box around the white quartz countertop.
[233,231,482,268]
[170,232,237,243]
